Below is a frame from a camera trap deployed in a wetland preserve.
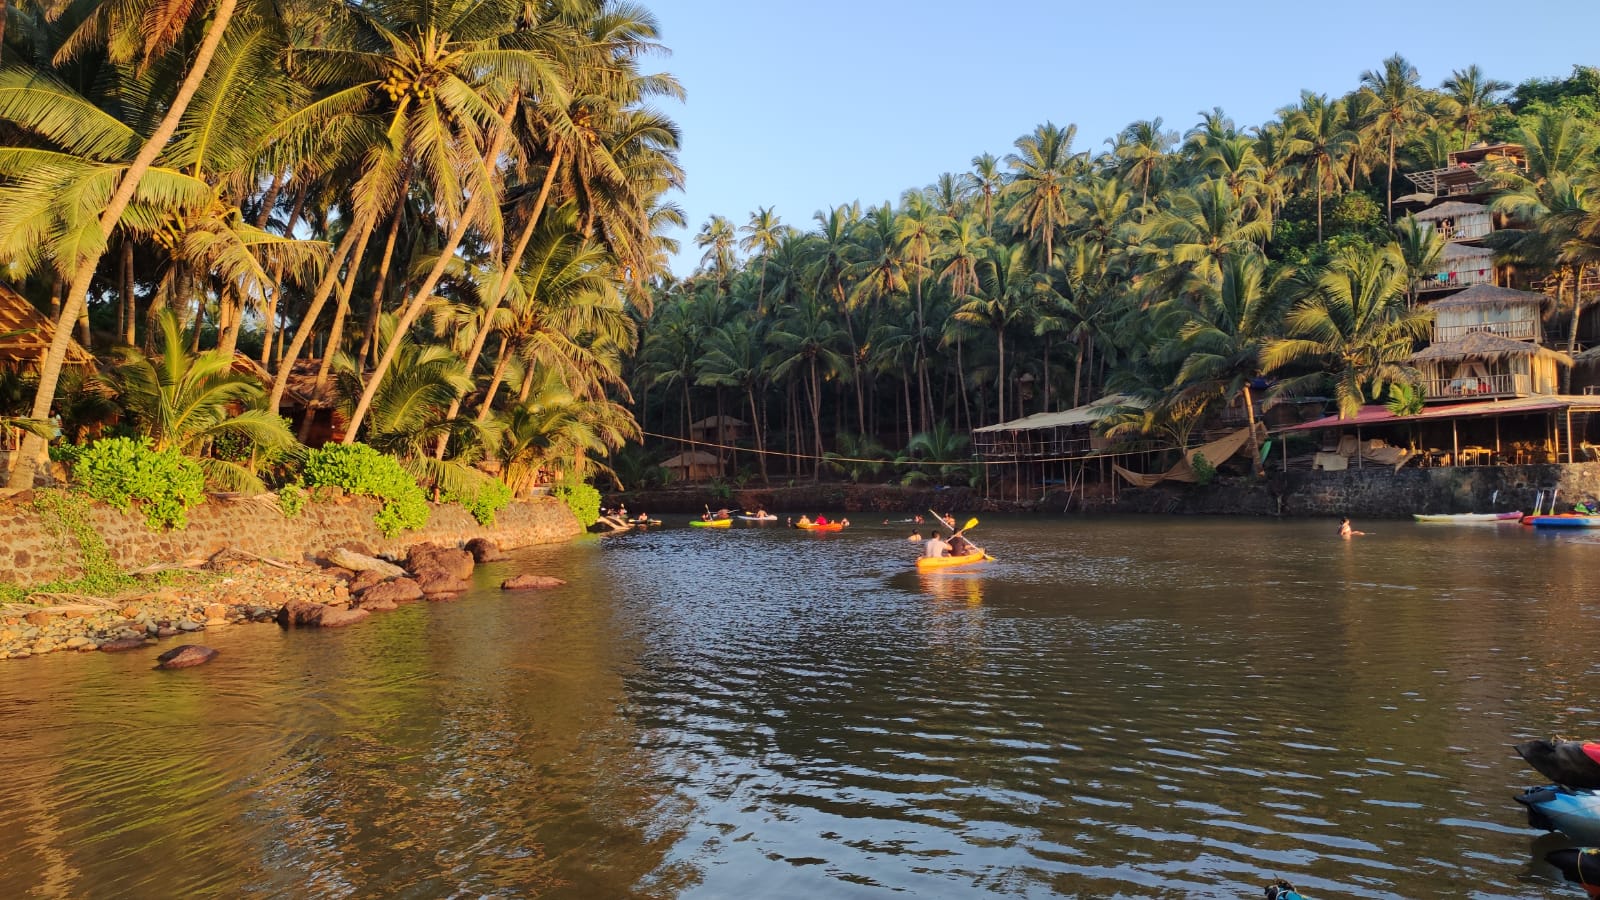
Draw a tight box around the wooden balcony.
[1421,372,1531,401]
[1433,220,1492,242]
[1417,267,1495,293]
[1432,319,1540,343]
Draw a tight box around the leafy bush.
[1191,451,1216,486]
[73,437,206,530]
[550,478,600,528]
[277,482,307,518]
[443,477,513,526]
[303,443,429,537]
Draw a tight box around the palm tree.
[695,213,737,289]
[739,206,782,312]
[1111,117,1176,206]
[966,152,1005,233]
[107,309,299,491]
[1360,54,1432,221]
[1392,214,1445,306]
[1170,251,1287,472]
[1441,65,1510,149]
[697,317,770,483]
[952,244,1048,424]
[1003,121,1082,265]
[0,0,245,487]
[1286,92,1356,242]
[1264,244,1432,418]
[764,297,847,476]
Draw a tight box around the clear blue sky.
[644,0,1599,276]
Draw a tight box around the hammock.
[1113,424,1266,488]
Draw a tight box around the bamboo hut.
[1409,331,1569,401]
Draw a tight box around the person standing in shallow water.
[1339,517,1365,539]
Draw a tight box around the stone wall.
[1104,462,1600,519]
[0,493,581,588]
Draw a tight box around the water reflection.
[2,517,1598,896]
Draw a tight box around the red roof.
[1274,397,1589,433]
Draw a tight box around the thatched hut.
[0,284,94,373]
[1410,331,1569,401]
[660,450,721,482]
[1426,284,1551,343]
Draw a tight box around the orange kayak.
[796,522,844,531]
[916,551,990,570]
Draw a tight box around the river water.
[2,516,1598,898]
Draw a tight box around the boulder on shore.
[347,569,387,595]
[465,538,507,562]
[358,579,423,606]
[156,645,218,669]
[405,543,475,580]
[325,547,407,578]
[502,574,565,591]
[275,600,369,628]
[416,568,470,597]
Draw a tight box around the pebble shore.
[0,539,564,662]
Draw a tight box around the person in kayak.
[815,514,829,525]
[949,532,977,556]
[1339,517,1365,538]
[796,514,812,527]
[924,532,951,558]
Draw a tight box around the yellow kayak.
[916,551,991,570]
[690,519,732,528]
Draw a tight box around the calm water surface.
[3,516,1599,898]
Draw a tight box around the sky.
[640,0,1600,277]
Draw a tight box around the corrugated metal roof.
[1274,396,1596,433]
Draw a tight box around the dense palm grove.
[633,59,1600,485]
[0,0,679,500]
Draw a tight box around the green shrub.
[303,443,429,537]
[73,437,205,530]
[1191,451,1216,486]
[443,477,513,526]
[277,482,307,518]
[550,478,600,528]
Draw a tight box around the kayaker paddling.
[924,532,951,559]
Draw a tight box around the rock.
[347,570,386,595]
[316,607,371,628]
[64,636,90,649]
[99,637,146,653]
[415,568,470,597]
[177,620,203,632]
[203,604,229,621]
[502,574,566,591]
[155,645,218,670]
[275,601,327,628]
[121,605,143,618]
[324,547,407,578]
[77,642,98,652]
[156,627,179,638]
[405,544,474,580]
[465,538,507,563]
[22,610,51,626]
[358,579,422,606]
[356,595,397,612]
[320,566,357,583]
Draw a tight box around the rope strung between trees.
[637,429,1179,468]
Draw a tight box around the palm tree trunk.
[475,336,512,423]
[260,184,308,366]
[1315,163,1325,243]
[1244,383,1264,476]
[119,240,135,345]
[996,328,1007,427]
[1566,269,1584,393]
[10,0,240,488]
[442,152,565,451]
[1072,332,1084,408]
[810,357,823,480]
[1385,134,1397,223]
[266,208,375,414]
[747,385,767,483]
[310,214,379,391]
[342,101,517,443]
[358,204,404,366]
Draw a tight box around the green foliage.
[73,437,206,531]
[442,476,513,526]
[303,443,430,537]
[277,482,307,518]
[1386,383,1425,417]
[1191,451,1216,486]
[550,478,601,528]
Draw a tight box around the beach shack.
[688,415,747,444]
[660,450,721,482]
[0,284,95,374]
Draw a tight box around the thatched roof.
[0,283,95,370]
[973,394,1138,434]
[1409,331,1572,366]
[1441,242,1493,261]
[689,415,745,429]
[1414,201,1487,220]
[661,451,719,468]
[1427,284,1553,312]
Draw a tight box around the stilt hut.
[1410,332,1568,401]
